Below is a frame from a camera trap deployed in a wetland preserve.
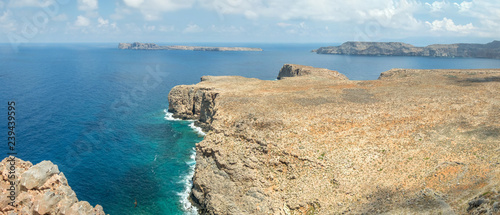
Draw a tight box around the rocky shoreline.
[0,157,105,214]
[313,41,500,59]
[168,64,500,214]
[119,42,263,52]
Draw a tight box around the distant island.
[313,41,500,59]
[118,42,263,52]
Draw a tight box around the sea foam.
[178,147,198,215]
[164,109,181,121]
[164,109,204,214]
[189,122,206,136]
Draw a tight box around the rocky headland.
[168,64,500,214]
[0,157,105,215]
[313,41,500,59]
[118,42,263,52]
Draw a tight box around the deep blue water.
[1,43,500,214]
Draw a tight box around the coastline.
[164,109,204,214]
[167,65,500,214]
[313,41,500,59]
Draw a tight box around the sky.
[0,0,499,45]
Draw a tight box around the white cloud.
[454,1,473,12]
[0,11,17,32]
[425,0,447,12]
[200,0,423,29]
[75,15,90,27]
[123,0,145,8]
[183,24,203,33]
[123,0,195,20]
[426,17,474,32]
[97,17,109,27]
[78,0,98,11]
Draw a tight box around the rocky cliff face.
[277,64,348,80]
[168,65,500,214]
[0,157,105,215]
[314,41,500,59]
[119,42,263,51]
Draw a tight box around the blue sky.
[0,0,499,44]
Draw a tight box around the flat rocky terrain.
[168,64,500,214]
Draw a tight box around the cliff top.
[169,64,500,214]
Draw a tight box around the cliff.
[168,64,500,214]
[118,42,263,52]
[314,41,500,59]
[0,157,105,215]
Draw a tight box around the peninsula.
[313,41,500,59]
[118,42,263,52]
[168,64,500,214]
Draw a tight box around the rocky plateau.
[168,64,500,214]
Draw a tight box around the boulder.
[20,160,59,190]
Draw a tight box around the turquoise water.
[1,43,500,214]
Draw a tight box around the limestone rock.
[168,84,218,131]
[277,64,348,80]
[20,160,59,190]
[0,157,105,215]
[168,65,500,214]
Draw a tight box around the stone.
[277,64,348,80]
[0,157,106,214]
[20,160,59,190]
[32,191,62,214]
[468,198,486,210]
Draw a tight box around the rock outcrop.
[168,65,500,214]
[277,64,348,80]
[119,42,263,52]
[0,157,105,215]
[314,41,500,59]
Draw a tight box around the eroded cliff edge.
[0,157,105,215]
[314,41,500,59]
[168,65,500,214]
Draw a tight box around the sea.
[1,43,500,214]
